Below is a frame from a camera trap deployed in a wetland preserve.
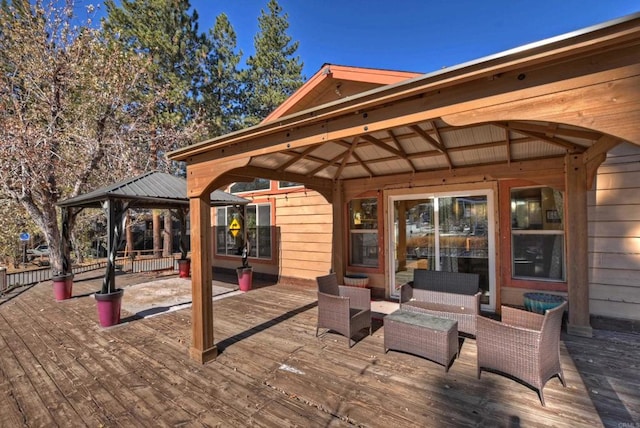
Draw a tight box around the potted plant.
[51,271,74,301]
[94,263,124,327]
[94,200,126,327]
[236,242,252,292]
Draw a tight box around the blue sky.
[88,1,639,79]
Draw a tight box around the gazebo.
[56,171,248,297]
[169,14,640,363]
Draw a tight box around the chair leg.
[558,370,566,387]
[477,367,482,379]
[538,389,546,407]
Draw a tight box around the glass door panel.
[391,192,493,309]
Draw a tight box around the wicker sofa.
[399,269,481,336]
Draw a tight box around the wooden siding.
[589,142,640,320]
[276,191,333,280]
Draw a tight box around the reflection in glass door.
[390,192,495,310]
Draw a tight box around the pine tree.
[203,13,244,137]
[244,0,304,126]
[103,0,208,159]
[104,0,209,257]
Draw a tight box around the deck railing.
[1,256,178,295]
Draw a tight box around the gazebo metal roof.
[57,171,248,209]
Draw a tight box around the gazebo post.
[60,206,73,275]
[565,154,593,337]
[189,194,217,363]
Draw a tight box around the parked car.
[27,244,50,258]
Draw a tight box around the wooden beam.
[388,129,416,173]
[411,124,453,168]
[277,145,318,172]
[494,122,586,152]
[564,153,592,338]
[189,195,217,363]
[443,73,640,145]
[170,31,640,162]
[331,181,344,282]
[347,156,566,190]
[360,134,409,159]
[232,165,333,192]
[583,134,622,189]
[187,158,249,197]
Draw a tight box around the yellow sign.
[229,218,241,237]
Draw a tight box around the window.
[349,198,378,267]
[511,187,564,281]
[216,204,272,259]
[230,178,270,193]
[278,181,302,189]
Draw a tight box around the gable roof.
[263,64,421,122]
[57,171,249,209]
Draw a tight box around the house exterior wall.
[589,142,640,321]
[276,190,333,280]
[211,186,333,283]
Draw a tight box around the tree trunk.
[163,210,173,257]
[153,209,162,257]
[126,212,134,257]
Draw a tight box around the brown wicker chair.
[316,273,371,347]
[476,301,567,406]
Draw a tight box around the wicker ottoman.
[384,310,458,372]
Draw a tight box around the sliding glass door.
[389,191,495,310]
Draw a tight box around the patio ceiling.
[244,119,601,182]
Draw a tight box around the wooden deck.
[1,271,638,427]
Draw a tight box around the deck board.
[0,271,639,427]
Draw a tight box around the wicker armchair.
[476,301,567,406]
[316,273,371,347]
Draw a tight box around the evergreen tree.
[103,0,208,160]
[103,0,210,257]
[244,0,304,126]
[203,13,244,137]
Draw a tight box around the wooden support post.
[565,154,593,337]
[189,195,217,363]
[331,181,344,283]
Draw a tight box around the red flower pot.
[52,273,73,301]
[95,289,124,327]
[236,267,253,292]
[178,259,191,278]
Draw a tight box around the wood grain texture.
[0,270,638,427]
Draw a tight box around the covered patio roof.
[170,14,640,197]
[168,13,640,364]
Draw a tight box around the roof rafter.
[388,129,417,173]
[410,124,453,168]
[495,122,586,152]
[277,145,319,172]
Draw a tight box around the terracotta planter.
[177,259,191,278]
[52,273,74,300]
[236,267,253,292]
[95,289,124,327]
